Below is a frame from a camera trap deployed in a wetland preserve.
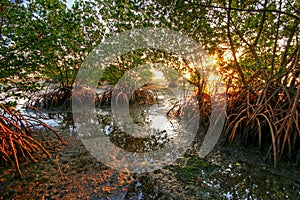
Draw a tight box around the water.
[1,88,299,199]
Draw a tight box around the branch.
[226,0,255,94]
[280,19,300,69]
[253,0,268,48]
[229,18,260,62]
[189,1,300,20]
[270,0,282,75]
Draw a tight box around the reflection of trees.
[45,112,75,132]
[78,110,171,153]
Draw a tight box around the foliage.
[218,0,300,166]
[0,0,104,106]
[1,0,299,166]
[99,0,300,165]
[0,0,103,174]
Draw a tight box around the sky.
[66,0,75,9]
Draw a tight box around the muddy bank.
[1,128,299,199]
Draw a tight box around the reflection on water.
[73,85,200,173]
[93,103,176,153]
[17,83,200,173]
[3,89,299,199]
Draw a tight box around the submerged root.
[96,86,158,108]
[225,83,300,167]
[26,86,73,109]
[26,86,95,110]
[0,104,65,177]
[167,93,211,126]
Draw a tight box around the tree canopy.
[1,0,299,93]
[1,0,300,165]
[0,0,104,98]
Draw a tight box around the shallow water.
[1,127,299,199]
[1,89,300,199]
